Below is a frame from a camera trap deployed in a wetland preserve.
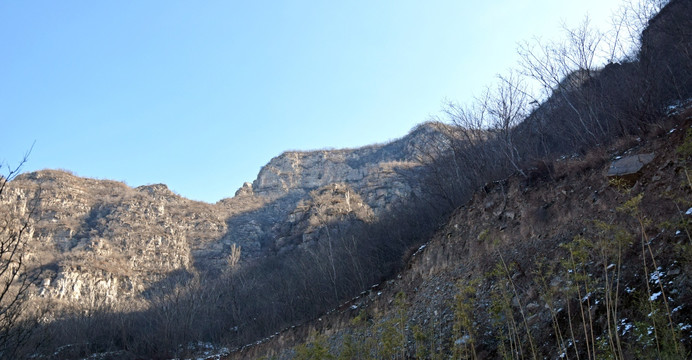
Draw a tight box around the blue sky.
[1,1,623,203]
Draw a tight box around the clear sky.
[1,1,624,203]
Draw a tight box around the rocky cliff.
[250,121,450,209]
[5,122,453,309]
[4,170,228,308]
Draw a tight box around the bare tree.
[518,17,613,143]
[485,71,531,177]
[620,0,670,53]
[0,150,42,359]
[227,243,242,271]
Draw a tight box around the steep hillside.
[224,1,692,357]
[234,101,692,360]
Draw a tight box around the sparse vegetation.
[279,1,692,358]
[1,0,691,359]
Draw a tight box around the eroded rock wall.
[4,122,453,308]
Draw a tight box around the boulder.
[607,153,655,177]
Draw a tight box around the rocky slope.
[227,100,692,360]
[4,122,452,308]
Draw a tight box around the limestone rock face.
[274,183,374,251]
[252,122,449,212]
[4,122,454,310]
[6,170,228,306]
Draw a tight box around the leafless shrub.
[227,243,241,270]
[0,150,46,359]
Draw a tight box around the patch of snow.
[168,342,230,360]
[377,291,382,296]
[670,128,677,133]
[680,323,691,331]
[676,230,682,235]
[619,318,634,336]
[620,323,632,336]
[350,304,358,310]
[650,292,662,301]
[626,287,635,294]
[686,207,692,215]
[650,269,664,284]
[673,305,683,313]
[454,335,471,345]
[666,100,690,116]
[607,263,616,270]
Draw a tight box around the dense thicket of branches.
[0,154,45,360]
[5,0,692,358]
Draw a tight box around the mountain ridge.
[2,1,691,358]
[5,121,454,307]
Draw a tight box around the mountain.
[2,0,691,358]
[4,121,451,308]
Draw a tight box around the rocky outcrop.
[5,122,454,309]
[234,182,254,197]
[252,122,451,211]
[273,183,374,252]
[6,170,228,306]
